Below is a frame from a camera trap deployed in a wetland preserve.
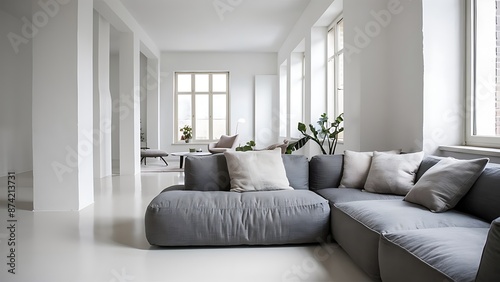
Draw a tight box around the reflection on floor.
[0,159,371,282]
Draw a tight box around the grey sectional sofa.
[145,153,500,282]
[311,155,500,282]
[145,154,330,246]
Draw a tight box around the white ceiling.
[119,0,313,52]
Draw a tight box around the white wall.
[343,0,424,152]
[110,53,120,163]
[140,53,147,146]
[422,0,465,154]
[0,9,33,177]
[160,52,277,154]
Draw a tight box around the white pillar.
[93,13,113,178]
[32,0,94,211]
[119,32,140,175]
[146,58,160,149]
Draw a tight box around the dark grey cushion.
[184,154,231,191]
[456,162,500,222]
[309,154,344,190]
[282,154,309,190]
[331,200,489,280]
[380,227,489,282]
[476,217,500,282]
[145,190,330,246]
[316,187,403,205]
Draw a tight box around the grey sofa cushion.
[184,154,309,191]
[456,162,500,222]
[331,200,489,280]
[185,154,231,191]
[379,227,489,282]
[476,217,500,282]
[316,188,403,205]
[405,157,489,212]
[145,190,330,246]
[415,156,500,222]
[282,154,309,190]
[309,154,344,190]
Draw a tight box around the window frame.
[466,0,500,148]
[174,71,230,143]
[327,15,344,141]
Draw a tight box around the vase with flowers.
[180,125,193,143]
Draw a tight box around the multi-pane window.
[175,72,229,142]
[328,16,344,140]
[467,0,500,147]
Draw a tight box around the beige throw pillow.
[224,149,293,192]
[404,157,489,212]
[364,151,424,195]
[216,134,238,148]
[339,149,401,188]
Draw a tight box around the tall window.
[327,17,344,139]
[279,50,305,139]
[467,0,500,147]
[175,72,229,142]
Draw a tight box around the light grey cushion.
[224,149,292,192]
[184,154,231,191]
[281,154,309,190]
[380,227,489,282]
[339,149,401,188]
[476,217,500,282]
[145,190,330,246]
[331,200,489,280]
[364,151,424,195]
[316,188,404,205]
[404,157,489,212]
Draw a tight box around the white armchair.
[208,134,239,154]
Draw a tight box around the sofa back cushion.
[184,153,309,191]
[309,154,344,190]
[282,154,309,190]
[455,162,500,222]
[416,156,500,222]
[185,154,231,191]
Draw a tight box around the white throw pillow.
[404,157,489,212]
[224,149,293,192]
[339,149,401,188]
[364,151,424,195]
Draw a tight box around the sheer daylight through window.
[468,0,500,147]
[175,72,229,142]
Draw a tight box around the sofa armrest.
[476,217,500,282]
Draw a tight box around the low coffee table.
[170,152,212,169]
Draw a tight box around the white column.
[32,0,94,211]
[93,13,113,178]
[119,32,140,175]
[146,58,160,149]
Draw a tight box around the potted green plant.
[180,125,193,143]
[286,113,344,155]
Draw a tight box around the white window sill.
[439,145,500,158]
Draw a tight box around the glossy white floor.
[0,160,371,282]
